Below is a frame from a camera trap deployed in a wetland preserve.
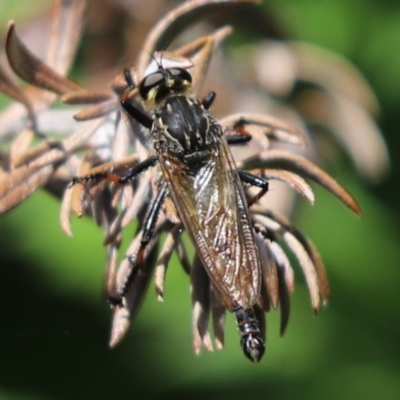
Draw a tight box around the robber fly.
[73,56,270,362]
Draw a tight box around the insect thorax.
[153,95,217,163]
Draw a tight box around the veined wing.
[157,126,261,310]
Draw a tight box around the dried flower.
[0,0,381,361]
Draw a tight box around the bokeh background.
[0,1,399,399]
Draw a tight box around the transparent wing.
[158,126,261,310]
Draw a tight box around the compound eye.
[140,72,164,100]
[169,68,192,83]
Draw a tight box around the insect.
[72,56,272,362]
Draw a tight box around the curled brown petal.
[7,129,35,168]
[242,149,362,216]
[276,261,291,336]
[292,42,380,114]
[174,25,232,60]
[120,178,152,229]
[253,213,324,312]
[104,244,120,303]
[0,164,55,214]
[262,169,315,204]
[62,90,114,105]
[5,22,81,94]
[255,232,279,309]
[110,224,164,348]
[175,238,192,275]
[73,99,118,120]
[210,287,226,349]
[11,140,61,169]
[0,66,34,118]
[282,230,321,312]
[191,255,213,354]
[60,181,74,236]
[267,211,328,302]
[137,0,260,79]
[46,0,86,74]
[154,225,183,301]
[296,89,389,183]
[221,112,305,147]
[269,241,295,294]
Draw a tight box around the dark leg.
[202,91,216,109]
[117,182,169,301]
[71,155,158,186]
[121,98,153,129]
[238,170,269,207]
[123,68,135,89]
[120,68,153,129]
[227,134,252,145]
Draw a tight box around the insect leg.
[226,134,252,145]
[118,182,169,300]
[201,91,216,109]
[226,118,254,145]
[120,97,153,129]
[120,68,153,129]
[71,155,158,186]
[238,170,269,206]
[106,156,157,184]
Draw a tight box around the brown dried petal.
[191,255,213,354]
[282,230,321,312]
[0,163,55,214]
[73,99,118,121]
[105,244,120,302]
[255,232,279,309]
[262,169,315,204]
[175,237,192,275]
[242,149,362,215]
[137,0,260,79]
[46,0,86,74]
[254,212,326,312]
[269,241,295,294]
[0,66,34,117]
[154,225,183,301]
[210,287,226,349]
[62,90,114,105]
[11,140,61,169]
[295,90,389,182]
[276,260,291,336]
[292,42,380,114]
[5,22,81,94]
[110,223,165,348]
[221,112,305,147]
[60,180,74,236]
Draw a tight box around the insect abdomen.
[234,307,265,362]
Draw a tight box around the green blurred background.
[0,1,399,399]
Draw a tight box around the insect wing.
[158,130,261,309]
